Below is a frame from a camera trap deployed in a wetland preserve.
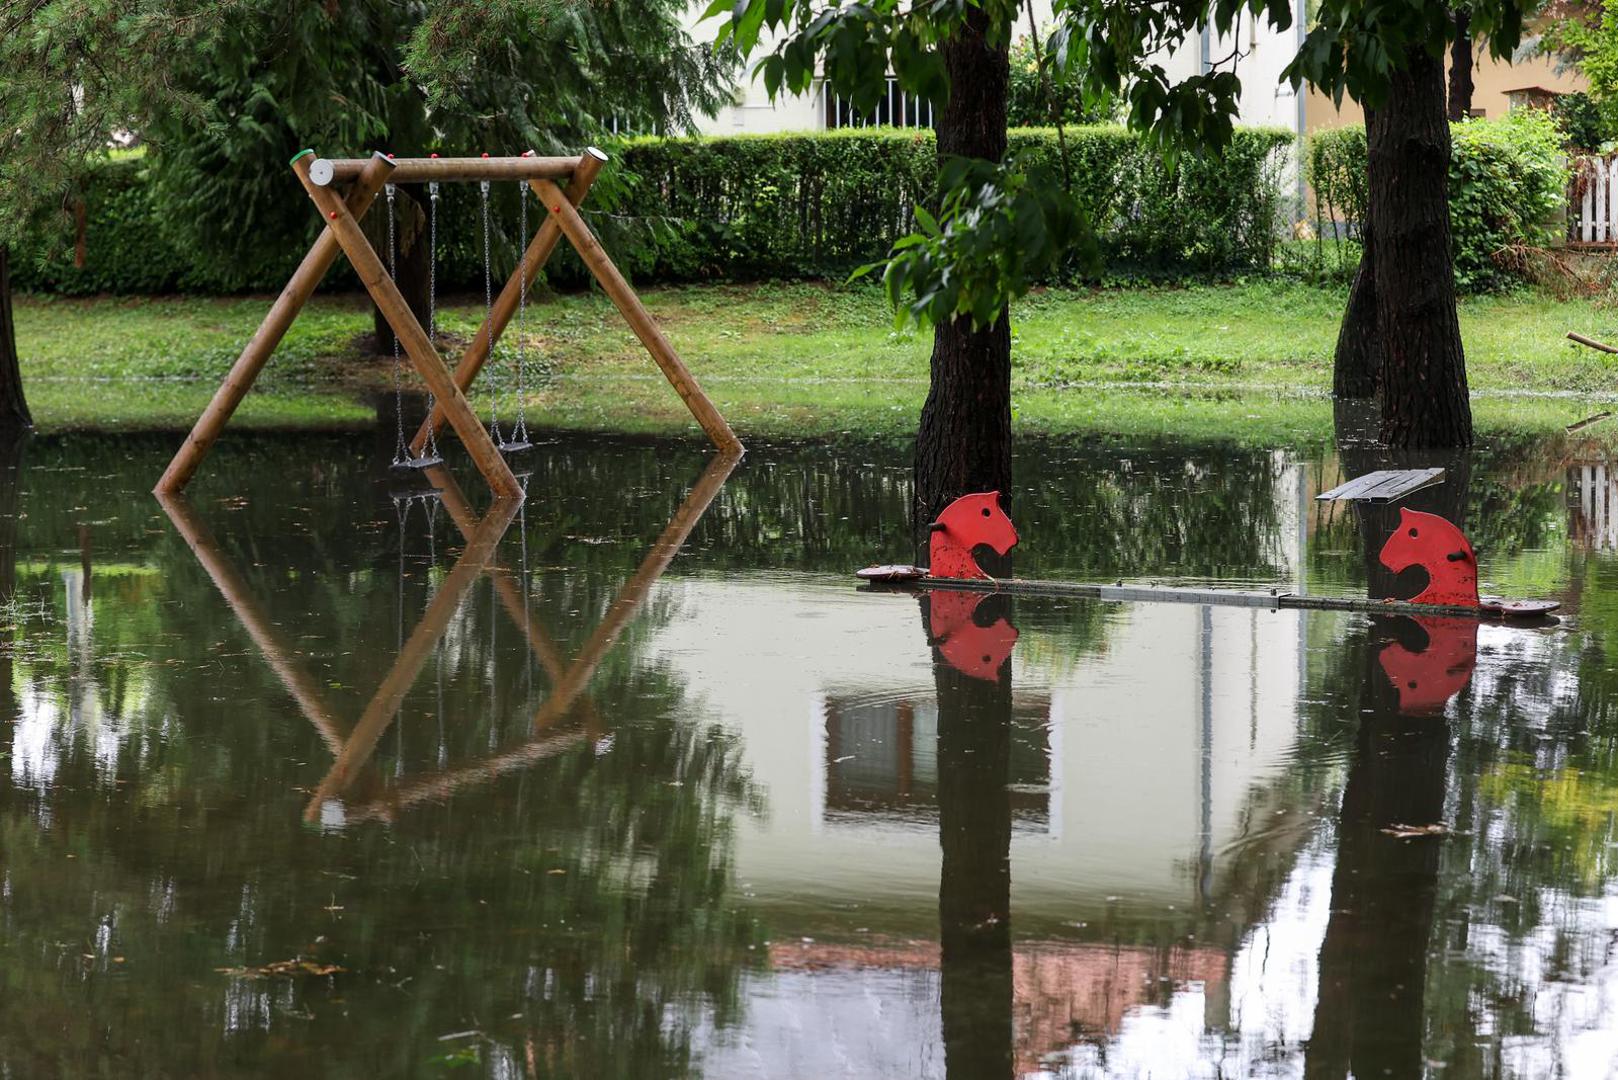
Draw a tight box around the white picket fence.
[1572,154,1618,245]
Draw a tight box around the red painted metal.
[1378,507,1479,608]
[1377,616,1478,714]
[928,591,1018,681]
[927,491,1019,580]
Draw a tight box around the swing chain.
[480,179,504,443]
[385,183,410,468]
[513,183,529,444]
[423,182,441,460]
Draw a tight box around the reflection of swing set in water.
[154,150,742,499]
[155,451,738,824]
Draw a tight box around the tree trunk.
[0,246,35,431]
[1333,109,1382,400]
[363,186,432,355]
[1449,11,1475,122]
[931,595,1015,1080]
[913,8,1012,547]
[1372,49,1472,448]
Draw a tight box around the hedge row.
[1305,109,1571,292]
[15,126,1295,296]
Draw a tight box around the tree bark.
[1372,49,1472,448]
[931,595,1015,1080]
[1449,11,1475,122]
[1333,110,1382,400]
[913,8,1012,547]
[0,246,35,431]
[363,186,432,355]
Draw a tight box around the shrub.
[1449,109,1570,291]
[612,125,1293,283]
[1006,35,1114,127]
[1552,91,1612,151]
[1304,111,1572,292]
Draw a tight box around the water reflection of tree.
[926,592,1016,1080]
[1305,618,1449,1079]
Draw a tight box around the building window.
[822,77,935,129]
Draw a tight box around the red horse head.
[1378,507,1479,608]
[928,491,1019,580]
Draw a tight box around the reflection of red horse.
[1378,616,1478,714]
[929,591,1018,681]
[1378,507,1479,607]
[928,492,1019,580]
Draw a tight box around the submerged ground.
[0,429,1616,1077]
[14,281,1618,442]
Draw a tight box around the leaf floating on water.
[1380,822,1449,839]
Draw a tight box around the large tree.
[1295,1,1534,447]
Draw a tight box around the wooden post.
[156,493,350,753]
[292,155,524,499]
[304,496,521,819]
[410,148,608,455]
[154,151,394,494]
[532,178,743,456]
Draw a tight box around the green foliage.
[1449,109,1571,291]
[708,0,1294,326]
[614,127,1291,288]
[1285,0,1534,108]
[1552,91,1612,151]
[1007,34,1113,127]
[1,1,736,290]
[1542,2,1618,142]
[1304,112,1570,291]
[15,127,1292,295]
[861,153,1090,328]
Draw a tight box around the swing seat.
[392,452,445,470]
[496,439,532,454]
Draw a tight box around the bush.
[16,126,1293,294]
[1304,111,1572,292]
[1552,91,1612,152]
[612,125,1293,283]
[1006,36,1114,127]
[1449,109,1570,291]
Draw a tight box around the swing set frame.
[154,148,742,499]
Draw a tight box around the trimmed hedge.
[611,126,1293,281]
[1305,110,1572,291]
[16,125,1294,295]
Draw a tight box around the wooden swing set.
[154,148,742,498]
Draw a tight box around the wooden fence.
[1571,153,1618,247]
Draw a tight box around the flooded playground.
[1,428,1615,1077]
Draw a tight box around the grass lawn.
[15,279,1618,442]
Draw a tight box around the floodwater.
[1,427,1616,1078]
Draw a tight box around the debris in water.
[1380,823,1449,839]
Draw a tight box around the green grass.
[15,280,1618,439]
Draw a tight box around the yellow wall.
[1305,49,1586,131]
